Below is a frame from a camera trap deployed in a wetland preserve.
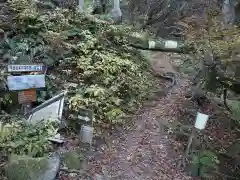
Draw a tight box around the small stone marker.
[80,125,94,144]
[78,0,84,10]
[78,108,94,144]
[110,0,122,24]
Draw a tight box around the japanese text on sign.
[7,75,45,91]
[8,65,44,72]
[18,89,37,104]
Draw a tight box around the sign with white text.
[8,65,44,72]
[7,75,45,91]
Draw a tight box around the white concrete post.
[78,0,85,10]
[114,0,120,9]
[111,0,122,23]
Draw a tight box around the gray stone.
[40,156,61,180]
[94,174,104,180]
[62,151,84,170]
[110,7,122,24]
[48,133,65,144]
[110,0,122,24]
[222,0,235,26]
[35,0,56,9]
[5,155,60,180]
[69,173,78,177]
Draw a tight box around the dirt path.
[86,53,196,180]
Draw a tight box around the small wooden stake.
[185,128,196,157]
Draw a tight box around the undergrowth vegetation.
[0,0,156,124]
[179,7,240,178]
[183,9,240,95]
[0,119,58,157]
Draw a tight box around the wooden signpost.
[178,112,210,169]
[6,64,46,114]
[185,112,209,156]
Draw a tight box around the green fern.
[189,150,219,178]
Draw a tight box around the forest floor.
[58,52,201,180]
[1,1,239,179]
[57,52,238,180]
[86,52,195,180]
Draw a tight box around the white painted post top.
[194,112,209,130]
[164,40,178,49]
[148,40,156,49]
[114,0,120,9]
[78,0,84,11]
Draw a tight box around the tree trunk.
[128,36,193,53]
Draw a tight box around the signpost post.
[178,112,209,169]
[185,112,209,156]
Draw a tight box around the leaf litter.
[81,53,197,180]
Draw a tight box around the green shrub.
[188,150,219,178]
[0,119,58,157]
[2,0,155,124]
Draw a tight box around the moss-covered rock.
[5,155,60,180]
[62,151,84,170]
